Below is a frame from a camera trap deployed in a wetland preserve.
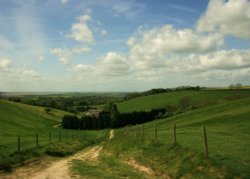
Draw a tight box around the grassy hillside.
[123,97,250,178]
[0,99,69,136]
[0,99,107,171]
[117,89,250,112]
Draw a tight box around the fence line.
[14,130,82,153]
[125,124,210,159]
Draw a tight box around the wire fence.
[1,129,86,156]
[120,123,250,176]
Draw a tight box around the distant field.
[117,89,250,112]
[135,97,250,177]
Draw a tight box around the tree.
[44,108,51,114]
[179,96,192,111]
[235,83,242,89]
[229,84,235,89]
[229,83,242,89]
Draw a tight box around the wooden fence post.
[173,124,176,145]
[36,133,39,147]
[17,136,20,153]
[202,126,209,159]
[154,124,158,140]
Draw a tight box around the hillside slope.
[0,99,70,135]
[0,99,72,156]
[140,97,250,177]
[117,90,250,112]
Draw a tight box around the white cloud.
[0,57,40,91]
[51,47,91,64]
[51,48,70,64]
[129,25,223,57]
[22,70,39,77]
[96,52,131,76]
[168,49,250,73]
[101,29,107,35]
[60,0,69,4]
[71,64,95,73]
[70,14,94,44]
[197,0,250,39]
[72,52,130,77]
[0,59,12,69]
[128,49,250,80]
[72,47,92,54]
[127,25,224,75]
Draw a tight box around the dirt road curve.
[1,146,102,179]
[109,129,114,140]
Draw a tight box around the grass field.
[115,96,250,178]
[117,89,250,112]
[1,89,250,177]
[0,99,108,171]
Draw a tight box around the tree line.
[124,86,201,100]
[62,103,167,130]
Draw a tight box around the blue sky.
[0,0,250,92]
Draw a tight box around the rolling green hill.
[0,99,69,135]
[0,99,71,155]
[117,89,250,113]
[0,99,107,171]
[134,96,250,177]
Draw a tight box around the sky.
[0,0,250,92]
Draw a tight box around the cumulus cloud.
[51,48,70,64]
[72,52,130,77]
[51,47,91,64]
[127,25,224,75]
[0,59,34,86]
[129,25,223,57]
[96,52,131,76]
[71,64,95,73]
[196,0,250,39]
[70,14,94,44]
[0,59,12,69]
[168,49,250,73]
[22,70,39,77]
[130,49,250,82]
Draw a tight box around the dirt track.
[1,129,156,179]
[1,146,102,179]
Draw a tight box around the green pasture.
[129,97,250,178]
[117,89,250,112]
